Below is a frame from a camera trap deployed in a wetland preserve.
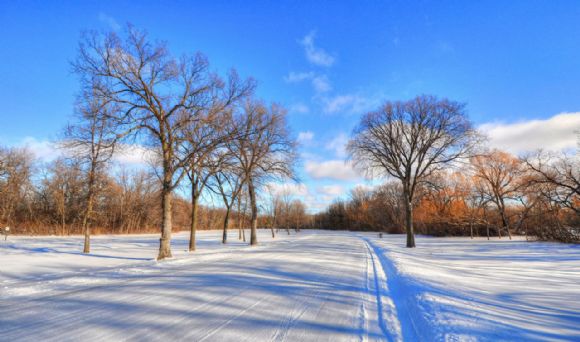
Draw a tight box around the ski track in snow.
[1,230,579,341]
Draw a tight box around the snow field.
[1,230,579,341]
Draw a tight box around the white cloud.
[300,31,335,67]
[5,138,155,168]
[98,12,121,31]
[20,137,62,162]
[114,144,157,166]
[297,131,314,144]
[284,71,314,83]
[266,182,309,197]
[316,184,344,196]
[304,160,361,181]
[325,133,349,158]
[479,112,580,154]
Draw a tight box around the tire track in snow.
[361,236,420,342]
[357,238,371,342]
[360,237,401,342]
[268,259,337,342]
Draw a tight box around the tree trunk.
[237,195,242,240]
[61,186,66,235]
[248,178,258,246]
[501,209,513,240]
[469,220,473,239]
[81,193,94,253]
[404,190,415,248]
[222,207,230,244]
[157,184,173,260]
[81,169,96,254]
[189,193,198,252]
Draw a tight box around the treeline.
[0,145,310,238]
[314,149,579,243]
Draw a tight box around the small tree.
[264,184,283,238]
[209,159,245,244]
[62,87,117,253]
[348,95,479,247]
[229,101,297,245]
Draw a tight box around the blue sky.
[1,1,580,210]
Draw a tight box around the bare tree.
[229,101,297,245]
[264,184,283,238]
[182,113,226,251]
[0,147,33,228]
[471,150,523,239]
[62,88,117,253]
[524,151,580,214]
[73,26,252,259]
[522,151,580,242]
[209,158,245,244]
[280,187,294,235]
[288,199,306,231]
[347,95,479,247]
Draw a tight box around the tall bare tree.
[73,26,252,259]
[62,88,117,253]
[229,101,297,245]
[347,95,479,247]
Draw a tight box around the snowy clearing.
[1,230,579,341]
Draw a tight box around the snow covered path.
[0,231,397,341]
[1,230,579,341]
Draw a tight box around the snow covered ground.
[0,230,579,341]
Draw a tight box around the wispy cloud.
[297,131,315,144]
[325,133,349,158]
[321,94,376,114]
[284,72,331,94]
[300,31,335,67]
[98,12,121,31]
[479,112,580,154]
[312,75,331,93]
[284,71,315,83]
[289,103,310,114]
